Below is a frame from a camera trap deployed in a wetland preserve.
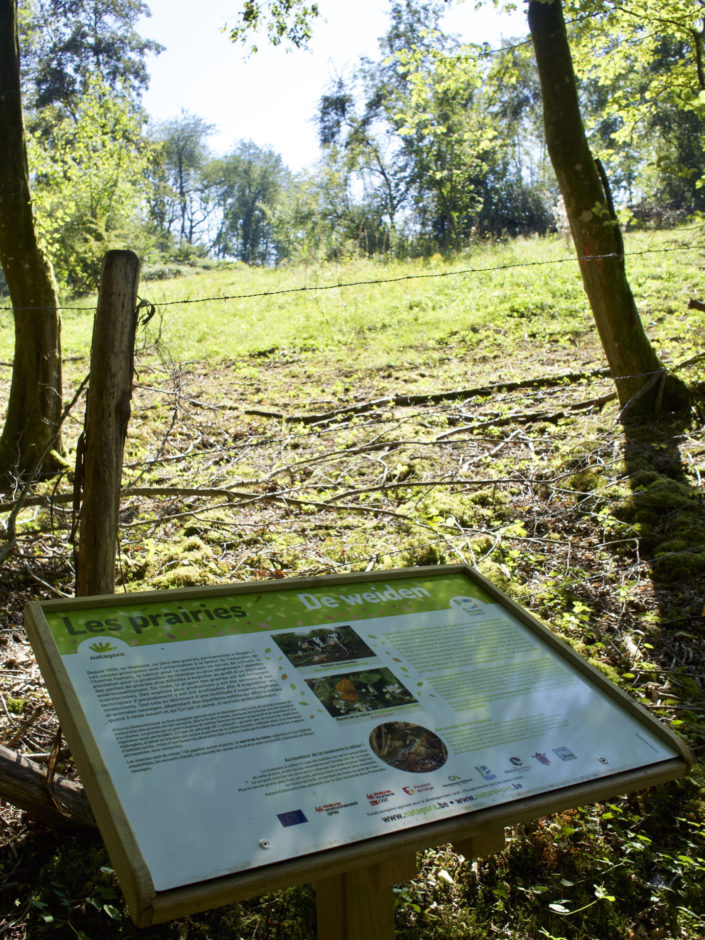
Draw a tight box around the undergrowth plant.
[0,227,703,938]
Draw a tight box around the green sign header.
[47,573,491,655]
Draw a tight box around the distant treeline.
[17,0,705,292]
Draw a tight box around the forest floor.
[0,231,704,938]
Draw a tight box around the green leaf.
[593,885,615,902]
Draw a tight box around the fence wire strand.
[0,242,699,314]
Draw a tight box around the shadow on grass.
[482,405,705,940]
[619,410,705,699]
[0,823,316,939]
[615,408,705,886]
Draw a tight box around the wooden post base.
[314,829,505,939]
[315,854,416,940]
[454,826,506,861]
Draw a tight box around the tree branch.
[0,745,95,830]
[245,366,611,425]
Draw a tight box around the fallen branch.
[0,745,95,830]
[436,391,617,439]
[245,367,612,425]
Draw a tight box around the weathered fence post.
[76,250,140,596]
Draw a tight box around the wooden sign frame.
[25,564,692,928]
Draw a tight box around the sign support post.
[316,853,416,940]
[315,827,505,939]
[454,826,506,862]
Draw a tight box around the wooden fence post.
[76,250,140,597]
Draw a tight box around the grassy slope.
[1,227,691,367]
[0,228,703,939]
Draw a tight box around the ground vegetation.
[0,229,703,937]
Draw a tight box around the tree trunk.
[527,0,689,420]
[0,0,63,479]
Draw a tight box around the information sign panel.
[25,565,691,926]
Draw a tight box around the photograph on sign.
[25,566,689,906]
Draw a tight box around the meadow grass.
[1,227,698,370]
[126,229,699,367]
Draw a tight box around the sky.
[136,0,529,172]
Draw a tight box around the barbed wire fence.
[0,237,702,605]
[0,236,703,774]
[0,240,700,314]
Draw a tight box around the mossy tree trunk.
[528,0,689,420]
[0,0,63,480]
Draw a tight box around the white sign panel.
[32,569,682,893]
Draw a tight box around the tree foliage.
[18,0,163,291]
[562,0,705,219]
[316,1,552,253]
[19,0,162,117]
[149,112,216,250]
[208,142,290,263]
[227,0,320,51]
[9,0,704,289]
[28,75,156,290]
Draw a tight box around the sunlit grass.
[1,225,701,370]
[141,239,589,365]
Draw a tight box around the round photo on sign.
[369,722,448,773]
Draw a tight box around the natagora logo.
[79,637,129,660]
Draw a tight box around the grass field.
[0,227,703,938]
[1,227,696,367]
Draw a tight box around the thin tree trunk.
[0,0,63,479]
[527,0,689,419]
